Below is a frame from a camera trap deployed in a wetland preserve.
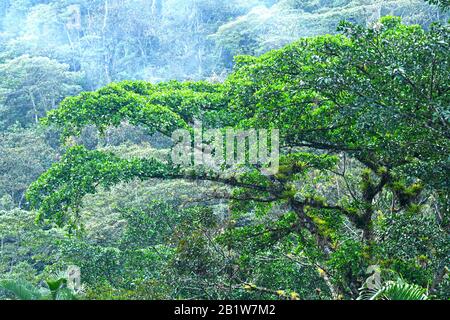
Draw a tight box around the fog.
[0,0,443,89]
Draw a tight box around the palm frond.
[0,279,46,300]
[359,279,428,300]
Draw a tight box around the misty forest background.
[0,0,449,300]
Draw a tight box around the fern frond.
[0,279,45,300]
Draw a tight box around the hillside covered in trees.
[0,0,449,300]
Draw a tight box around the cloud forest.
[0,0,448,302]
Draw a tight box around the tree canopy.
[26,17,450,299]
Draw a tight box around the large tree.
[27,17,449,299]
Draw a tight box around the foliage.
[0,55,83,128]
[213,0,447,57]
[425,0,450,9]
[359,278,428,300]
[0,128,57,206]
[25,17,450,300]
[0,277,78,300]
[0,0,448,301]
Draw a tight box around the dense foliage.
[0,0,448,300]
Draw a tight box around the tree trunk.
[28,91,39,124]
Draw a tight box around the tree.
[0,0,247,86]
[0,128,57,206]
[0,277,78,300]
[0,208,64,298]
[358,275,429,300]
[213,0,446,58]
[0,55,83,128]
[425,0,450,9]
[27,17,450,299]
